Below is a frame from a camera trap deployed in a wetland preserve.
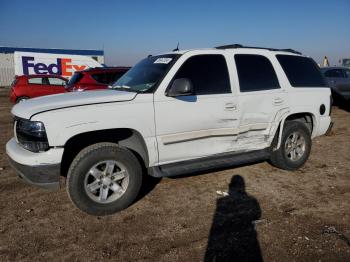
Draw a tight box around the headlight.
[15,118,49,152]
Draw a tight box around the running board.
[149,149,270,178]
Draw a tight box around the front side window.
[172,55,231,95]
[277,55,327,87]
[324,69,345,78]
[28,77,43,85]
[344,69,350,78]
[235,54,280,92]
[113,54,179,93]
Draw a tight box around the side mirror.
[167,78,194,97]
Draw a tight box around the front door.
[154,54,239,165]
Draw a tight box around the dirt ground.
[0,88,349,262]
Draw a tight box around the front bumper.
[6,138,63,190]
[8,158,60,190]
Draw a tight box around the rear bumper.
[315,116,332,136]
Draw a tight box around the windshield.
[112,54,179,93]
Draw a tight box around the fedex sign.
[22,56,87,77]
[14,51,103,79]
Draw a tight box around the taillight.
[329,95,333,116]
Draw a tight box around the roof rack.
[215,44,302,55]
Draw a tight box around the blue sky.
[0,0,349,66]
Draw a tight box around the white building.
[0,47,104,86]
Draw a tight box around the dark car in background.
[321,67,350,104]
[10,74,67,103]
[65,67,130,92]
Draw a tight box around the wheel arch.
[273,112,316,150]
[60,128,149,177]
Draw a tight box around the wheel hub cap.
[102,177,111,186]
[284,131,306,161]
[83,160,129,204]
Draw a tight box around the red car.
[10,74,68,103]
[65,67,130,92]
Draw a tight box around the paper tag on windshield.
[154,58,172,64]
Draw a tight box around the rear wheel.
[270,121,311,170]
[66,143,142,216]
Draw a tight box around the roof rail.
[215,44,302,55]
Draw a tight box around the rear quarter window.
[276,55,327,87]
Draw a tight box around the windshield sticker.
[154,58,172,64]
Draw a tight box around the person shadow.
[204,175,263,262]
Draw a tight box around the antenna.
[172,42,179,52]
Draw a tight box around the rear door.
[234,53,288,150]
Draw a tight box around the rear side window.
[173,55,231,95]
[277,55,327,87]
[28,78,43,84]
[235,54,280,92]
[324,69,345,78]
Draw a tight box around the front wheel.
[270,121,312,170]
[66,143,142,216]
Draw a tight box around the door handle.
[225,103,237,110]
[273,97,284,105]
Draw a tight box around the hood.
[12,90,137,119]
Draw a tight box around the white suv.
[6,45,333,215]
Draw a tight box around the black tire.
[270,121,312,170]
[16,96,29,103]
[66,142,142,216]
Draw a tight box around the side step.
[149,149,270,178]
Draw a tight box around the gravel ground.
[0,88,349,261]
